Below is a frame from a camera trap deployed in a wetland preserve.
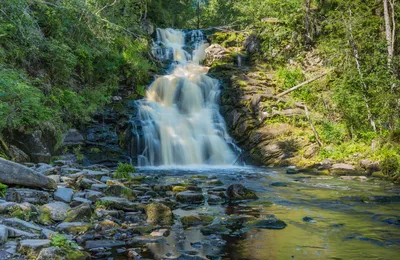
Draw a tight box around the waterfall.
[134,28,238,166]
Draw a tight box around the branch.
[302,104,323,147]
[276,70,332,98]
[95,0,117,15]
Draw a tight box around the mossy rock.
[246,218,287,229]
[226,184,258,200]
[371,172,386,179]
[105,185,136,200]
[180,215,214,228]
[200,224,230,235]
[38,208,52,225]
[145,203,173,226]
[172,186,187,192]
[131,226,155,235]
[65,203,92,222]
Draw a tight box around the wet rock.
[246,217,287,229]
[153,185,173,192]
[181,215,214,228]
[368,196,400,203]
[286,166,299,174]
[208,195,224,205]
[200,224,230,235]
[99,197,140,211]
[0,225,7,245]
[131,236,166,244]
[18,239,51,258]
[65,203,92,222]
[205,179,223,186]
[205,44,231,66]
[85,240,125,250]
[226,184,258,200]
[0,158,56,190]
[176,191,205,204]
[172,186,187,192]
[145,203,173,226]
[91,183,109,192]
[302,216,316,223]
[6,188,49,204]
[244,34,260,54]
[40,202,70,221]
[271,182,288,187]
[54,187,74,203]
[56,222,91,235]
[37,247,64,260]
[85,190,103,202]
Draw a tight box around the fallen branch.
[276,70,332,98]
[302,104,323,147]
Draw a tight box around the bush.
[115,162,136,179]
[381,155,400,176]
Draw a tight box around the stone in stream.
[286,166,299,174]
[40,202,70,222]
[271,182,288,187]
[6,188,50,205]
[54,187,74,203]
[65,203,92,222]
[145,203,173,226]
[226,184,258,200]
[85,240,125,250]
[18,239,51,258]
[0,158,56,190]
[176,191,205,204]
[330,163,362,175]
[208,195,224,205]
[246,216,287,229]
[180,215,214,228]
[302,216,317,223]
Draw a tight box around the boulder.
[246,217,287,229]
[244,34,260,54]
[8,145,30,162]
[0,225,8,245]
[180,215,214,228]
[0,158,56,190]
[18,239,51,258]
[65,203,92,222]
[176,191,204,204]
[6,188,50,204]
[62,128,84,146]
[40,202,70,222]
[330,163,362,175]
[99,197,140,211]
[205,44,231,66]
[145,203,173,226]
[54,187,74,203]
[37,247,64,260]
[56,222,91,235]
[226,184,258,200]
[84,240,125,250]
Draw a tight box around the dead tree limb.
[276,70,332,98]
[302,104,323,147]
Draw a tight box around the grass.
[115,162,136,179]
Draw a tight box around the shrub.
[381,156,400,176]
[115,162,136,179]
[0,183,7,197]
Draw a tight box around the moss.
[181,215,214,228]
[38,208,52,225]
[115,162,135,179]
[145,203,173,226]
[131,226,155,234]
[172,186,187,192]
[371,172,386,179]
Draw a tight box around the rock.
[359,159,381,173]
[85,190,103,202]
[180,215,214,228]
[47,174,61,183]
[62,128,84,145]
[176,191,205,204]
[271,182,288,187]
[304,144,319,159]
[3,225,39,239]
[330,163,361,175]
[8,145,30,162]
[40,202,70,222]
[71,197,93,207]
[302,216,316,223]
[1,218,41,232]
[0,225,8,245]
[91,183,109,192]
[6,188,49,204]
[244,34,260,54]
[286,166,299,174]
[145,203,173,226]
[0,158,56,190]
[200,224,230,235]
[99,197,140,211]
[207,195,224,205]
[226,184,258,200]
[246,217,287,229]
[65,203,92,222]
[54,187,74,203]
[18,239,51,258]
[131,236,166,243]
[37,247,64,260]
[150,229,169,237]
[105,185,135,200]
[56,222,91,235]
[172,186,187,192]
[85,240,125,250]
[205,44,231,66]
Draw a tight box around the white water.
[135,28,237,166]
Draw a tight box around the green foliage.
[51,233,88,260]
[0,183,7,197]
[381,156,400,176]
[317,121,347,145]
[73,145,84,162]
[115,162,135,179]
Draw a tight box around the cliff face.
[206,44,315,166]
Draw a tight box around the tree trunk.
[347,9,377,132]
[383,0,395,70]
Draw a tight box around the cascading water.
[134,28,238,166]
